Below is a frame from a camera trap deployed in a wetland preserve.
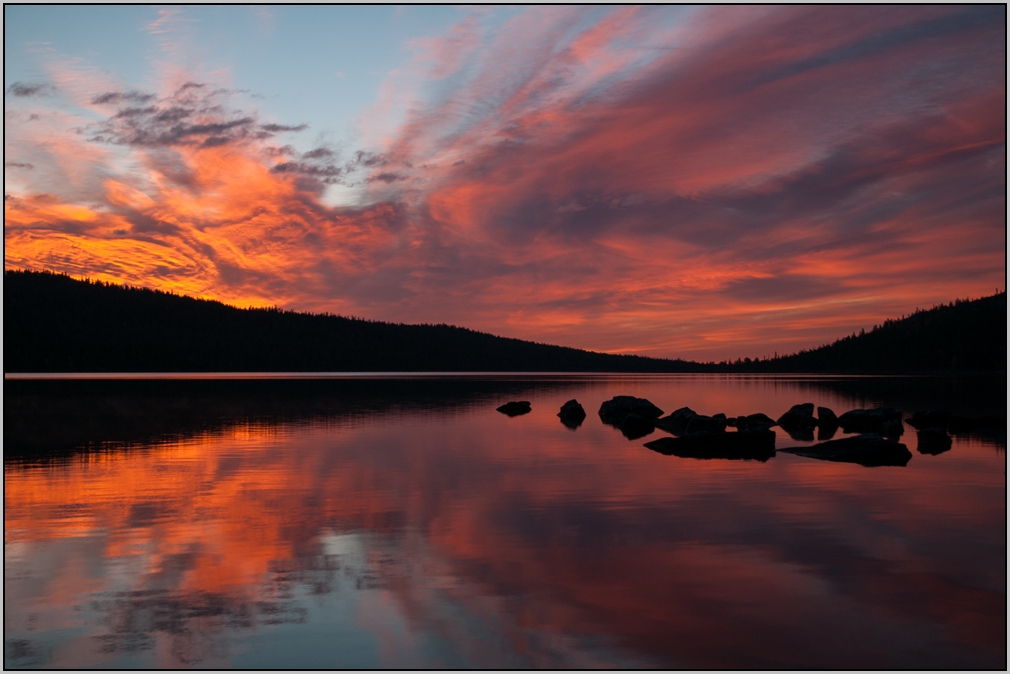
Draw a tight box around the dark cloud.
[5,82,54,97]
[87,84,309,149]
[271,161,344,184]
[92,90,157,106]
[302,147,334,160]
[267,148,398,187]
[745,6,1003,93]
[369,172,404,184]
[260,123,308,134]
[353,151,386,167]
[5,162,34,170]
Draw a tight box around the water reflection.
[4,375,1006,668]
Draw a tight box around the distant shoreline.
[4,371,1005,380]
[5,270,1005,375]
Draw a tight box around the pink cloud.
[5,6,1005,361]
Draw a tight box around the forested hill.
[3,270,702,373]
[3,270,1005,373]
[760,291,1006,373]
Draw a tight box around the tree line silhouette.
[4,270,1005,373]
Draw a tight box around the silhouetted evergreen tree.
[4,270,1004,373]
[3,270,704,372]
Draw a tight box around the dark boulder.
[598,396,664,426]
[777,403,816,429]
[736,413,777,430]
[783,425,815,442]
[837,407,904,437]
[557,399,587,429]
[817,406,838,426]
[916,428,953,455]
[817,424,838,441]
[496,400,532,417]
[654,407,726,436]
[686,415,727,434]
[619,413,655,440]
[663,406,699,424]
[787,433,911,467]
[644,429,776,461]
[906,410,949,431]
[816,406,839,440]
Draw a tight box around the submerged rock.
[654,407,727,436]
[817,406,838,426]
[619,413,655,440]
[777,403,817,428]
[735,413,777,430]
[644,429,776,461]
[906,410,949,431]
[787,433,911,467]
[916,428,953,455]
[816,406,839,440]
[496,400,532,417]
[598,396,664,426]
[817,424,838,441]
[837,407,903,437]
[783,425,816,442]
[557,399,587,429]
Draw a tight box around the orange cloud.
[4,6,1005,361]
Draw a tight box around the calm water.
[4,374,1006,669]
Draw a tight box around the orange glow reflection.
[4,380,1005,668]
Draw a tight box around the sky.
[4,5,1006,362]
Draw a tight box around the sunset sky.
[4,5,1005,361]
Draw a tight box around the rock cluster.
[496,400,532,416]
[496,397,997,466]
[598,396,664,439]
[786,433,912,467]
[644,429,776,462]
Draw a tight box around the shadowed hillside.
[759,292,1006,374]
[3,270,1005,373]
[3,270,702,373]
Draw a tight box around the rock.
[817,424,838,441]
[665,406,699,423]
[619,413,655,440]
[816,406,839,440]
[644,429,776,461]
[787,433,911,467]
[837,407,903,435]
[654,407,726,436]
[817,406,838,426]
[686,415,727,434]
[777,403,816,428]
[557,399,586,429]
[736,413,776,430]
[496,401,532,417]
[906,410,949,430]
[916,428,953,455]
[782,425,815,442]
[598,396,664,426]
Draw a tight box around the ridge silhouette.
[4,270,1005,374]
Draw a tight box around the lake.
[4,374,1006,669]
